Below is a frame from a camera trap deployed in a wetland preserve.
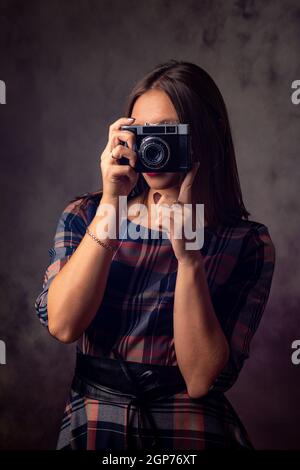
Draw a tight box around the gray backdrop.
[0,0,299,450]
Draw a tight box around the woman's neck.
[146,185,181,209]
[142,187,208,228]
[141,188,180,227]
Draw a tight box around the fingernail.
[153,192,161,204]
[127,117,135,121]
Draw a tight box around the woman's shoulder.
[236,218,274,247]
[61,190,103,225]
[227,217,275,264]
[215,216,273,240]
[67,189,103,208]
[235,218,272,238]
[212,217,275,262]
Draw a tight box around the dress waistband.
[71,348,188,449]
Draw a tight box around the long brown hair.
[70,59,250,228]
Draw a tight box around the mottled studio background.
[0,0,299,450]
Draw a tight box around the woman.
[35,60,276,450]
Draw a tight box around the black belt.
[71,348,188,450]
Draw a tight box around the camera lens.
[140,136,170,170]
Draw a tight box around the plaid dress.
[35,193,276,450]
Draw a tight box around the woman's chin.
[142,172,182,189]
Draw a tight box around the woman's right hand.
[99,116,139,201]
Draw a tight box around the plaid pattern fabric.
[35,194,275,450]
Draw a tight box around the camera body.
[119,123,191,172]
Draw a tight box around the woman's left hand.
[153,162,204,266]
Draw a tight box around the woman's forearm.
[47,197,119,343]
[173,256,230,398]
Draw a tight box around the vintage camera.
[119,123,191,172]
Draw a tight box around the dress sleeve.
[209,224,276,393]
[34,199,88,329]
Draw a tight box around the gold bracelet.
[86,226,118,253]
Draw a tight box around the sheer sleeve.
[210,224,276,393]
[34,199,88,329]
